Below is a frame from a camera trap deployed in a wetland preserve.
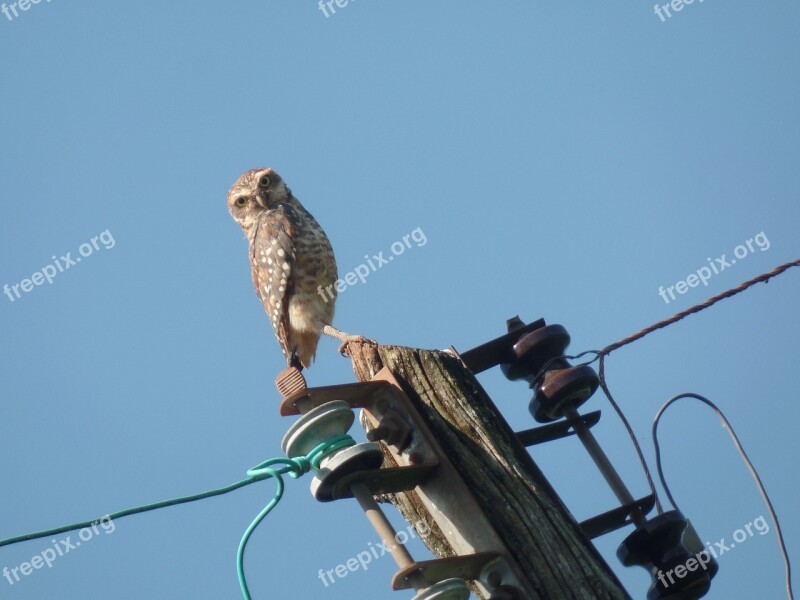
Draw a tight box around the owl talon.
[337,336,377,357]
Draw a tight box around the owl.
[228,167,369,369]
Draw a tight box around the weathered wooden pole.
[346,343,630,600]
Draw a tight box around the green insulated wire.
[237,434,354,599]
[0,433,355,600]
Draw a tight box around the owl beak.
[255,193,269,209]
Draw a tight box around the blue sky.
[1,1,797,598]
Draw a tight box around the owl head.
[227,167,292,231]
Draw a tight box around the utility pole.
[345,342,631,600]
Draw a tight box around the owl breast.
[288,239,336,335]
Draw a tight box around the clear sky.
[1,2,798,599]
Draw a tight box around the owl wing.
[250,210,295,361]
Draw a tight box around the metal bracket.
[580,494,656,539]
[391,553,501,591]
[516,410,602,446]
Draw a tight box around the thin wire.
[528,349,663,513]
[598,353,663,514]
[653,393,793,600]
[602,259,800,356]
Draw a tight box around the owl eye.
[235,197,247,207]
[258,175,271,189]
